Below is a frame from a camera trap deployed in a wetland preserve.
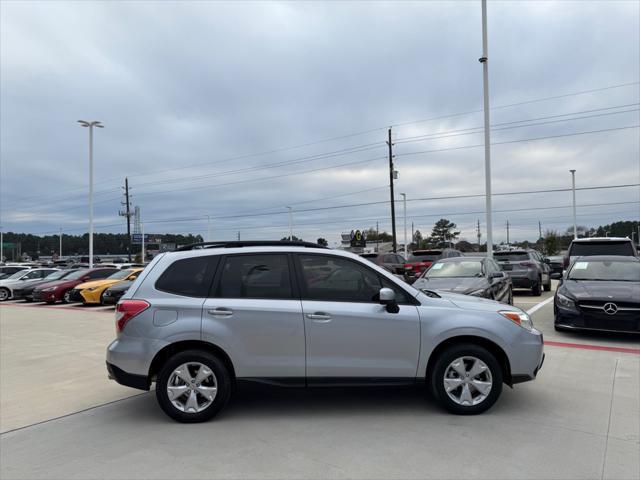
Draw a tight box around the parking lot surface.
[1,285,638,479]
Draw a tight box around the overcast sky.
[1,0,639,247]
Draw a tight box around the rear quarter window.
[155,256,218,297]
[570,242,635,257]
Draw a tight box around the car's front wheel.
[61,290,72,304]
[156,350,232,423]
[430,344,503,415]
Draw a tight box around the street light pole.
[400,193,407,259]
[78,120,103,268]
[59,227,62,260]
[286,207,293,241]
[0,226,3,262]
[480,0,493,258]
[570,169,577,239]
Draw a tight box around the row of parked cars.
[0,264,143,305]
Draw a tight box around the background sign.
[132,234,162,244]
[350,229,366,248]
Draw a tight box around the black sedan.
[555,256,640,334]
[412,256,513,304]
[102,280,133,305]
[12,269,80,301]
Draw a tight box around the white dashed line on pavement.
[526,296,555,315]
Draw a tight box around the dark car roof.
[573,255,639,262]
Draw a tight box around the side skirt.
[236,377,421,388]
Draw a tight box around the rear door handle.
[306,312,332,322]
[207,308,233,317]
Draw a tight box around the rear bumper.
[106,362,150,391]
[507,272,538,288]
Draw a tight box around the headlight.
[499,310,533,331]
[556,292,577,311]
[87,286,101,292]
[467,289,486,297]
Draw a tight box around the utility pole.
[387,128,397,253]
[479,0,493,258]
[506,220,510,245]
[119,177,133,261]
[376,221,379,252]
[400,193,408,259]
[538,221,542,240]
[286,207,293,241]
[206,215,212,241]
[237,231,240,241]
[477,219,481,251]
[570,169,577,239]
[141,222,145,264]
[411,221,415,250]
[59,227,62,260]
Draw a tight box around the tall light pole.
[570,169,577,239]
[400,193,407,259]
[78,120,103,268]
[59,227,62,260]
[0,226,3,263]
[480,0,493,258]
[286,206,293,241]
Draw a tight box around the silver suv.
[106,241,544,422]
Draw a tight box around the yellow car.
[75,268,143,305]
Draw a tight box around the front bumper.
[555,308,640,334]
[68,288,84,302]
[33,290,58,303]
[102,290,123,305]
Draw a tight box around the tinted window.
[494,252,530,262]
[408,251,442,262]
[568,260,640,281]
[570,241,634,257]
[88,269,118,279]
[299,255,410,303]
[216,254,292,299]
[23,270,43,279]
[156,257,218,297]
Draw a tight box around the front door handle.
[306,312,332,322]
[207,308,233,317]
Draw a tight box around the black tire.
[0,288,10,302]
[507,287,513,305]
[61,289,72,304]
[543,278,552,292]
[430,343,503,415]
[156,350,232,423]
[531,278,542,296]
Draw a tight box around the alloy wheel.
[0,289,8,301]
[166,362,218,414]
[443,356,493,406]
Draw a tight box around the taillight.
[519,261,535,267]
[115,300,150,333]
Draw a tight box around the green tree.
[429,218,460,247]
[316,238,328,247]
[543,230,560,255]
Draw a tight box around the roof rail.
[175,240,329,251]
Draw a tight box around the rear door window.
[216,254,293,300]
[155,256,218,297]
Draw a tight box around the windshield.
[64,270,88,280]
[107,269,135,280]
[6,270,29,280]
[425,261,483,278]
[409,251,441,262]
[570,242,634,257]
[568,260,640,281]
[44,270,68,280]
[494,252,530,262]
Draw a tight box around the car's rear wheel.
[61,290,72,303]
[0,288,10,301]
[543,277,552,292]
[156,350,232,423]
[531,277,542,296]
[430,344,503,415]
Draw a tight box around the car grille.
[577,301,640,332]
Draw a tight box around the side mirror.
[489,271,503,279]
[543,258,550,264]
[379,287,400,313]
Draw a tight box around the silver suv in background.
[494,250,551,296]
[107,241,544,423]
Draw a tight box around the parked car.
[102,279,134,305]
[412,257,512,304]
[360,252,406,275]
[12,269,81,301]
[0,265,30,280]
[564,237,638,268]
[554,256,639,334]
[403,249,462,283]
[106,240,543,423]
[494,250,551,296]
[71,268,143,305]
[547,255,565,279]
[33,267,120,304]
[0,268,59,301]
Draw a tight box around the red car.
[32,268,119,304]
[404,249,463,283]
